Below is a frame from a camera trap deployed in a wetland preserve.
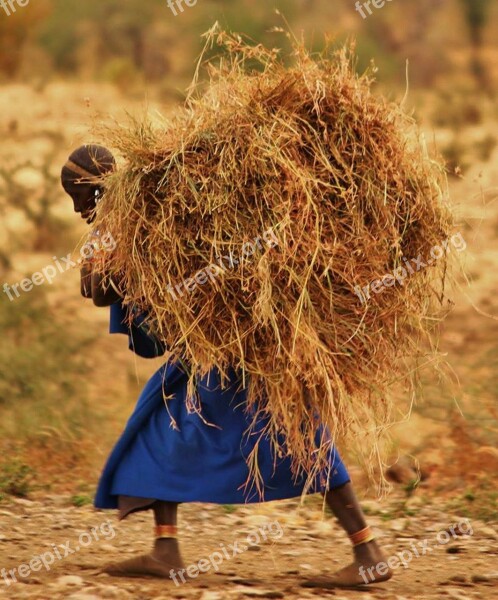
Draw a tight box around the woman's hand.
[80,262,93,298]
[81,259,122,306]
[91,269,123,307]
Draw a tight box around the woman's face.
[66,182,99,223]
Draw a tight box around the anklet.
[155,525,178,539]
[349,526,375,546]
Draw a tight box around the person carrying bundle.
[61,144,393,589]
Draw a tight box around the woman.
[61,145,392,589]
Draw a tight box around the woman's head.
[61,144,115,223]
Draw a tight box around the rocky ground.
[0,492,497,600]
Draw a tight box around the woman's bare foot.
[104,538,185,579]
[302,539,393,589]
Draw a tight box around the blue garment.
[108,302,166,359]
[95,303,350,507]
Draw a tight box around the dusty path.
[0,492,496,600]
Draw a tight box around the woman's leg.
[151,501,184,568]
[104,500,185,578]
[304,481,393,588]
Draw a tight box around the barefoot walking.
[61,144,393,589]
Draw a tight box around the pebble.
[361,500,382,513]
[282,549,303,557]
[446,589,471,600]
[54,575,85,588]
[231,578,264,586]
[52,523,72,530]
[97,584,130,598]
[471,572,498,584]
[310,520,334,536]
[11,498,34,507]
[200,592,225,600]
[41,494,70,507]
[242,592,284,599]
[406,496,425,509]
[479,526,497,540]
[389,518,408,532]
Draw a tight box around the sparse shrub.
[0,288,94,445]
[100,58,141,93]
[71,494,93,507]
[0,461,34,498]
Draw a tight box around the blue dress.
[94,303,350,508]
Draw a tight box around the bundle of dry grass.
[94,26,454,492]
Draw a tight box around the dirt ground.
[0,491,497,600]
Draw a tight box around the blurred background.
[0,0,497,519]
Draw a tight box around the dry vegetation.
[95,29,454,493]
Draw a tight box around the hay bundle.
[94,28,453,490]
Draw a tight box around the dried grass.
[93,26,454,494]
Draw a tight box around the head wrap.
[61,144,115,190]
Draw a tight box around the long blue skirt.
[94,305,350,508]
